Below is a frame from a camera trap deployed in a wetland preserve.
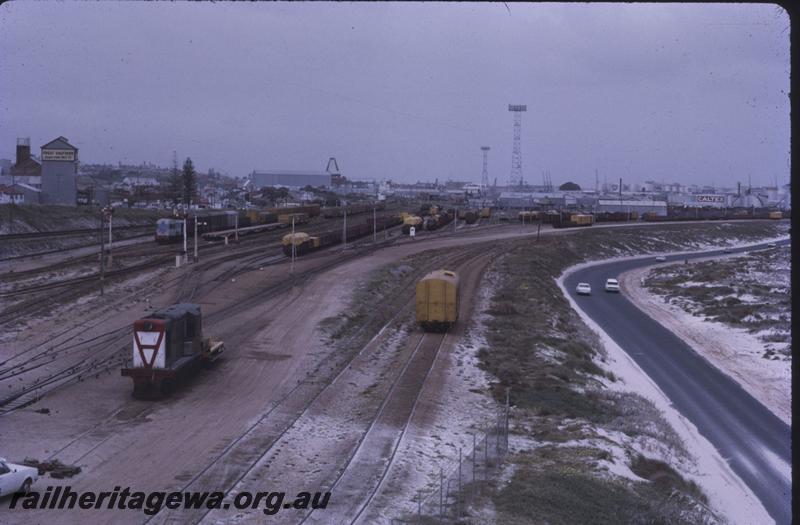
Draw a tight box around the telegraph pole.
[182,214,188,262]
[291,215,296,273]
[99,211,105,296]
[106,206,114,267]
[194,215,198,262]
[373,206,376,242]
[342,202,348,250]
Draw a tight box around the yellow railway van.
[769,211,783,220]
[416,270,459,332]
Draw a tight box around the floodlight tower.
[481,146,491,192]
[508,104,527,188]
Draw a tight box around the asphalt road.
[564,239,792,525]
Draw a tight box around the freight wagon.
[155,211,241,243]
[401,215,423,235]
[518,211,541,222]
[121,304,223,398]
[322,202,385,218]
[267,204,321,218]
[551,211,594,228]
[479,207,492,219]
[245,210,279,225]
[282,215,403,256]
[278,212,309,225]
[462,211,479,224]
[423,212,453,231]
[416,270,459,331]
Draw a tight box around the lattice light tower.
[480,146,490,191]
[508,104,527,188]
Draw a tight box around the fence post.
[458,447,462,517]
[440,467,444,519]
[484,426,488,479]
[418,490,422,525]
[472,433,476,495]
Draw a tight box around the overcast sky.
[0,2,790,188]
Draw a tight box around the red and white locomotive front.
[132,319,167,369]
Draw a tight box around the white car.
[655,256,667,262]
[575,282,592,295]
[604,278,620,292]
[0,458,38,498]
[768,242,777,248]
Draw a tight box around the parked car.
[0,458,37,498]
[604,278,620,292]
[768,242,777,248]
[723,248,733,254]
[576,282,592,295]
[655,256,667,262]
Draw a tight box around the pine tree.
[182,157,197,206]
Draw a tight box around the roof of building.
[251,170,330,177]
[41,136,77,151]
[598,199,667,206]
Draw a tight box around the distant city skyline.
[0,3,790,189]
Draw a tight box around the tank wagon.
[155,211,241,243]
[121,304,223,398]
[282,215,402,256]
[416,270,459,331]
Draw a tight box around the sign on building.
[694,194,725,203]
[42,149,76,162]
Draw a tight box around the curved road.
[564,239,791,525]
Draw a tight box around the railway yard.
[0,206,791,524]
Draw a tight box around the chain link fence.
[392,393,510,524]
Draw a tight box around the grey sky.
[0,2,790,188]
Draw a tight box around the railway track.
[147,246,492,524]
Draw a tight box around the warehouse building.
[40,136,79,205]
[248,170,332,190]
[596,199,668,216]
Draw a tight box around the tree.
[182,158,197,206]
[167,157,183,204]
[559,181,581,191]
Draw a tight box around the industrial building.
[40,136,79,205]
[596,199,668,216]
[247,170,332,190]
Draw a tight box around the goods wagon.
[246,210,279,225]
[423,212,453,231]
[551,212,594,228]
[278,213,309,225]
[322,202,384,218]
[283,215,403,257]
[768,211,783,220]
[479,207,492,219]
[155,211,240,243]
[402,215,423,234]
[121,304,223,398]
[267,204,320,218]
[416,270,459,332]
[463,211,479,224]
[518,211,541,222]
